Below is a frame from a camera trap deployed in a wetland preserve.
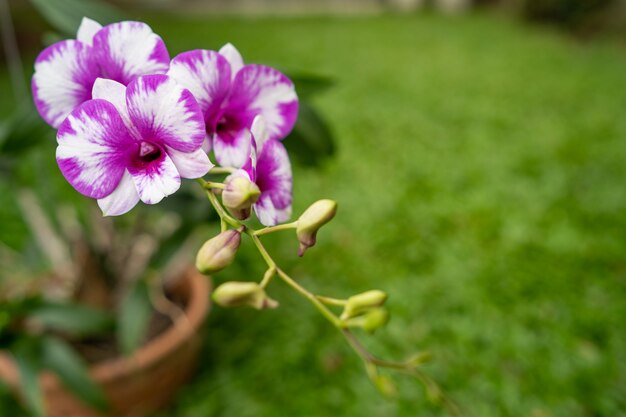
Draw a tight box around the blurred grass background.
[2,8,626,417]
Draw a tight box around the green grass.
[4,12,626,417]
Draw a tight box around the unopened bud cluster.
[341,290,390,334]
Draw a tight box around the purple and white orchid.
[227,116,292,226]
[32,17,169,128]
[56,75,212,216]
[167,44,299,168]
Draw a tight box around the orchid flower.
[56,75,212,216]
[227,116,292,226]
[32,17,170,128]
[167,44,298,168]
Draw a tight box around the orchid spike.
[167,44,298,168]
[56,76,212,216]
[32,18,170,128]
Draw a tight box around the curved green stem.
[253,222,298,236]
[209,166,236,175]
[316,295,348,307]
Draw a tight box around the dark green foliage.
[116,279,152,355]
[28,0,123,36]
[0,299,112,416]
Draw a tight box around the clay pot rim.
[32,269,210,387]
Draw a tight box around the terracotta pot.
[0,269,211,417]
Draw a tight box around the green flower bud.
[212,281,279,310]
[296,199,337,256]
[342,290,388,319]
[195,230,241,274]
[362,308,389,334]
[375,375,398,398]
[222,175,261,220]
[405,351,433,367]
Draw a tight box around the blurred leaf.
[117,279,152,355]
[13,339,44,417]
[30,302,113,337]
[42,337,107,412]
[284,101,336,167]
[0,102,50,156]
[28,0,124,36]
[288,73,335,99]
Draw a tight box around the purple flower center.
[139,141,162,161]
[136,141,163,165]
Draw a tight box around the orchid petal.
[56,99,135,199]
[91,78,135,133]
[32,40,99,128]
[93,21,169,85]
[76,17,102,46]
[228,64,298,142]
[97,169,139,216]
[250,115,270,151]
[218,43,244,78]
[166,146,213,179]
[126,75,205,152]
[213,127,252,168]
[253,140,292,226]
[167,50,231,127]
[128,150,181,205]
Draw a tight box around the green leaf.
[287,72,335,99]
[28,0,124,36]
[30,302,113,337]
[12,340,44,417]
[284,101,336,167]
[0,102,51,156]
[42,337,108,412]
[117,280,152,355]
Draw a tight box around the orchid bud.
[296,199,337,256]
[405,352,433,367]
[375,375,398,398]
[342,290,388,319]
[212,281,278,310]
[362,308,389,334]
[195,230,241,274]
[222,175,261,220]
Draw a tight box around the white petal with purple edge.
[166,147,213,179]
[250,115,270,150]
[93,21,169,85]
[76,17,102,46]
[253,140,292,226]
[32,40,99,128]
[97,170,140,216]
[167,50,231,122]
[218,43,244,78]
[91,78,136,133]
[126,75,205,152]
[228,64,298,142]
[255,197,292,227]
[213,128,252,169]
[128,151,181,204]
[56,99,136,199]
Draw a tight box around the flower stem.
[316,295,348,306]
[202,185,241,228]
[253,222,298,236]
[209,166,236,175]
[203,181,225,190]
